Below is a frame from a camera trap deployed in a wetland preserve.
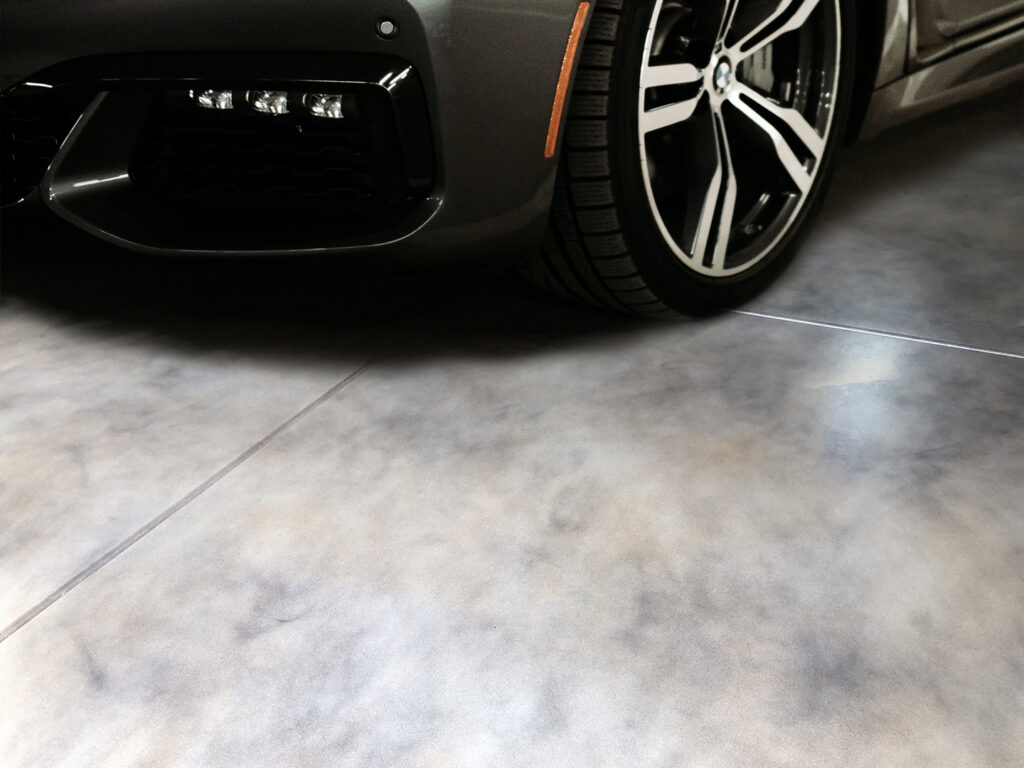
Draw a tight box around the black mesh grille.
[1,87,94,206]
[129,90,412,212]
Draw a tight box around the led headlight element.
[248,90,290,115]
[191,89,234,110]
[304,93,346,119]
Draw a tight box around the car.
[2,0,1022,314]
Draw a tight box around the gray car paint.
[863,0,1024,136]
[1,0,584,261]
[928,0,1024,39]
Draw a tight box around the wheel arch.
[847,0,902,142]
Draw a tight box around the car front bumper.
[0,0,586,262]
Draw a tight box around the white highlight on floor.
[733,310,1024,360]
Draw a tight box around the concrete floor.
[1,86,1022,766]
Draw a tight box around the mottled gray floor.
[1,86,1022,766]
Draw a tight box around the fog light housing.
[248,90,290,115]
[304,93,346,119]
[191,89,233,110]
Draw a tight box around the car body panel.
[910,0,1024,65]
[860,0,1024,136]
[921,0,1024,41]
[862,22,1024,137]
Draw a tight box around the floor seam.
[732,310,1024,360]
[0,361,374,644]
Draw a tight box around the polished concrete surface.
[1,87,1022,766]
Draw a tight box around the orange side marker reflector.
[545,1,591,158]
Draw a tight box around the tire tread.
[521,2,674,317]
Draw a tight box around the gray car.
[2,0,1022,313]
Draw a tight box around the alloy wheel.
[638,0,842,278]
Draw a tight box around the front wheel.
[525,0,855,315]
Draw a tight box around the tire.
[524,0,856,316]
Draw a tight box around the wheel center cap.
[713,59,733,94]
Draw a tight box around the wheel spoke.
[733,83,825,159]
[715,0,743,46]
[733,0,821,58]
[640,95,703,135]
[728,86,817,193]
[690,110,736,269]
[711,113,738,270]
[641,62,702,90]
[690,145,723,264]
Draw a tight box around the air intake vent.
[129,88,422,213]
